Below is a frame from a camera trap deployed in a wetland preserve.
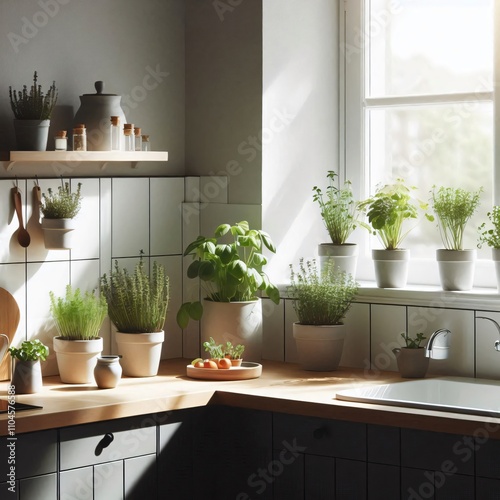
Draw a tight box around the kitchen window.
[342,0,496,287]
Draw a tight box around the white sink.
[336,377,500,418]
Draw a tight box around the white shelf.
[6,151,168,171]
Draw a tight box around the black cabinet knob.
[95,433,114,456]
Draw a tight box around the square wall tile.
[371,304,407,372]
[342,302,370,369]
[262,297,284,361]
[408,307,474,377]
[284,299,298,363]
[475,311,500,379]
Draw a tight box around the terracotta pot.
[115,331,164,377]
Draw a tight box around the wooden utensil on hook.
[12,187,31,247]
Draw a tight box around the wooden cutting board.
[0,288,20,381]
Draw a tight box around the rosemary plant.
[9,71,58,120]
[41,182,82,219]
[478,206,500,249]
[50,285,107,340]
[100,256,170,333]
[431,186,482,250]
[288,258,358,326]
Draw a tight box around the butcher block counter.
[0,358,498,437]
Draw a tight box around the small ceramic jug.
[392,347,429,378]
[94,355,122,389]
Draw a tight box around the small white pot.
[318,243,358,277]
[42,218,76,249]
[201,299,263,362]
[372,249,409,288]
[53,337,103,384]
[436,249,476,291]
[492,248,500,292]
[115,331,164,377]
[293,322,346,371]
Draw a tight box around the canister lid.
[82,81,118,96]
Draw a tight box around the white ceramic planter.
[201,299,263,362]
[13,119,50,151]
[318,243,358,277]
[372,249,409,288]
[115,330,164,377]
[11,359,43,394]
[293,322,346,371]
[42,218,76,249]
[53,337,103,384]
[436,249,476,291]
[492,248,500,292]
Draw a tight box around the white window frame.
[341,0,499,289]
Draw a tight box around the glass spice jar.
[54,130,67,151]
[123,123,134,151]
[110,116,121,151]
[134,126,142,151]
[141,135,151,151]
[72,126,87,151]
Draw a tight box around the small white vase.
[293,322,346,371]
[94,355,122,389]
[372,249,409,288]
[42,218,76,249]
[201,299,263,362]
[11,359,43,394]
[53,337,103,384]
[436,249,476,291]
[115,331,164,377]
[318,243,358,277]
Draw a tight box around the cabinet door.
[94,461,123,500]
[20,473,57,500]
[124,454,157,500]
[60,466,93,500]
[0,480,19,499]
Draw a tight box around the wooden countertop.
[1,359,499,437]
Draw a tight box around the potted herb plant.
[313,171,368,277]
[289,258,358,371]
[9,71,58,151]
[359,179,431,288]
[41,181,82,249]
[50,285,107,384]
[431,185,482,291]
[392,332,429,378]
[100,255,170,377]
[478,206,500,290]
[8,339,49,394]
[176,221,280,362]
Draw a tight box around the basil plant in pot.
[177,221,280,362]
[392,332,429,379]
[8,339,49,394]
[50,285,107,384]
[359,178,432,288]
[100,255,170,377]
[9,71,58,151]
[289,258,358,371]
[313,170,369,277]
[41,181,82,250]
[478,206,500,290]
[431,185,482,291]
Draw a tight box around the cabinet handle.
[313,427,327,440]
[95,433,114,456]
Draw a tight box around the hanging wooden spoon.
[12,187,31,247]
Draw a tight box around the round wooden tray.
[186,361,262,381]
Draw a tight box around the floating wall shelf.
[5,151,168,171]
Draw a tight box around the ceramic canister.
[73,81,127,151]
[94,355,122,389]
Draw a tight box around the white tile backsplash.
[475,311,500,379]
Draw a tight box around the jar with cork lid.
[134,127,142,151]
[123,123,134,151]
[141,135,151,151]
[55,130,67,151]
[72,125,87,151]
[110,116,121,151]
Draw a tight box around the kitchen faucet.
[476,316,500,351]
[425,328,452,359]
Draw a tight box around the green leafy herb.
[8,339,49,361]
[41,182,82,219]
[478,206,500,249]
[401,332,426,349]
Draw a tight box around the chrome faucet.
[476,316,500,351]
[425,328,452,359]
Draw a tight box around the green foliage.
[50,285,107,340]
[9,71,58,120]
[288,258,358,326]
[176,221,280,329]
[41,182,82,219]
[8,339,49,361]
[100,255,170,333]
[401,331,426,349]
[478,206,500,249]
[203,337,225,359]
[312,171,368,245]
[359,179,432,250]
[431,186,482,250]
[225,341,245,359]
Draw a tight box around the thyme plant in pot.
[392,332,429,378]
[313,171,369,277]
[50,285,106,384]
[41,181,82,249]
[100,256,169,377]
[8,339,49,394]
[478,206,500,291]
[431,185,482,291]
[9,71,58,151]
[359,179,431,288]
[289,258,358,371]
[177,221,280,362]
